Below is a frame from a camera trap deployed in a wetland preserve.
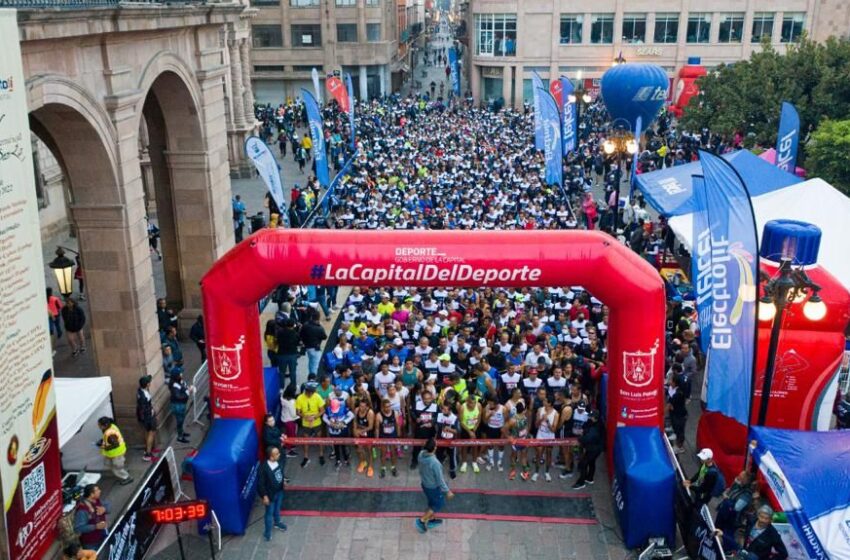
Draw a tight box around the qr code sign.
[22,463,46,513]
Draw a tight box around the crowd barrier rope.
[281,436,578,448]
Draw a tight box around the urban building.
[250,0,424,103]
[467,0,850,108]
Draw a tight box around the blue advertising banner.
[629,115,642,198]
[560,76,576,154]
[244,136,286,218]
[699,150,759,426]
[345,73,356,150]
[538,89,563,188]
[302,89,329,188]
[775,101,800,173]
[448,47,461,96]
[532,71,545,151]
[691,175,712,355]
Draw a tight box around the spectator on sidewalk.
[136,375,158,462]
[61,297,86,357]
[169,371,194,444]
[300,310,327,377]
[189,315,205,362]
[257,446,288,542]
[685,448,721,506]
[415,437,454,534]
[73,484,109,551]
[46,287,63,341]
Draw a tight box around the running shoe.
[142,454,153,462]
[380,467,386,479]
[476,457,487,465]
[335,460,341,470]
[427,519,444,529]
[520,470,530,481]
[508,469,517,480]
[274,523,288,532]
[472,462,480,474]
[531,472,539,482]
[367,466,374,478]
[286,450,298,458]
[485,462,493,472]
[391,466,398,477]
[357,461,367,473]
[300,458,310,468]
[559,470,574,479]
[587,479,595,485]
[544,472,552,482]
[415,519,427,534]
[459,462,467,474]
[450,471,457,480]
[497,462,504,472]
[572,481,587,490]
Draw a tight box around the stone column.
[359,64,368,100]
[240,39,255,126]
[229,39,248,129]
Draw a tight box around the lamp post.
[755,221,826,426]
[601,123,637,232]
[48,247,76,299]
[612,51,627,67]
[567,70,592,140]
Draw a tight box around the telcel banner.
[537,89,563,188]
[532,71,545,151]
[0,10,63,559]
[302,90,329,188]
[448,47,461,96]
[560,76,576,154]
[775,101,800,173]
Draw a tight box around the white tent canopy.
[55,376,113,470]
[668,178,850,291]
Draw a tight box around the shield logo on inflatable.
[622,340,660,388]
[211,336,245,381]
[600,63,669,130]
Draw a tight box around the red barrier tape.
[282,436,578,447]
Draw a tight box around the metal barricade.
[191,360,209,425]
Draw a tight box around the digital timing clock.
[143,500,209,525]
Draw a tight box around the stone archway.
[137,59,235,324]
[28,78,162,414]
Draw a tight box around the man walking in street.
[96,417,133,485]
[257,446,288,542]
[416,437,454,534]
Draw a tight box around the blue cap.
[759,219,821,265]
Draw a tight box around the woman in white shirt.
[279,385,298,457]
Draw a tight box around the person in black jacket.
[257,446,287,542]
[736,505,788,560]
[686,448,720,506]
[572,410,603,489]
[277,319,301,389]
[169,372,193,444]
[300,310,327,377]
[61,297,87,357]
[189,315,205,361]
[136,376,157,462]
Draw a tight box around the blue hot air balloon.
[601,63,669,131]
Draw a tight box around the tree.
[680,36,850,155]
[806,119,850,195]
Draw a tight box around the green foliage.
[679,36,850,157]
[806,119,850,195]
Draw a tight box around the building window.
[254,65,286,72]
[654,13,679,43]
[590,14,614,44]
[365,0,379,4]
[252,0,278,6]
[292,24,322,47]
[621,14,646,44]
[293,65,322,71]
[290,0,318,6]
[559,15,583,44]
[718,13,744,43]
[474,14,517,57]
[367,23,381,42]
[781,13,805,43]
[252,25,283,48]
[337,23,358,42]
[687,13,711,43]
[751,12,774,43]
[336,0,355,5]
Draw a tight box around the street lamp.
[567,71,593,140]
[48,247,75,298]
[755,220,825,426]
[612,51,627,67]
[601,121,637,231]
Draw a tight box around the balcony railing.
[0,0,209,8]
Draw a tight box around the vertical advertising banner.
[301,90,329,188]
[0,10,63,559]
[531,72,545,151]
[775,101,800,173]
[344,72,356,150]
[311,67,322,104]
[560,76,576,154]
[448,47,461,96]
[699,151,759,427]
[691,175,713,355]
[325,76,350,113]
[244,137,286,218]
[537,89,562,188]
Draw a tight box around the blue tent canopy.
[636,150,803,217]
[751,427,850,559]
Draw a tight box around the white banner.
[244,136,286,218]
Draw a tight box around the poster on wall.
[0,9,64,559]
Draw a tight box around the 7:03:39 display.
[145,500,208,525]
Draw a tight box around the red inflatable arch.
[201,229,666,455]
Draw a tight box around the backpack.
[709,465,727,498]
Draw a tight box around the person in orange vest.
[96,417,134,486]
